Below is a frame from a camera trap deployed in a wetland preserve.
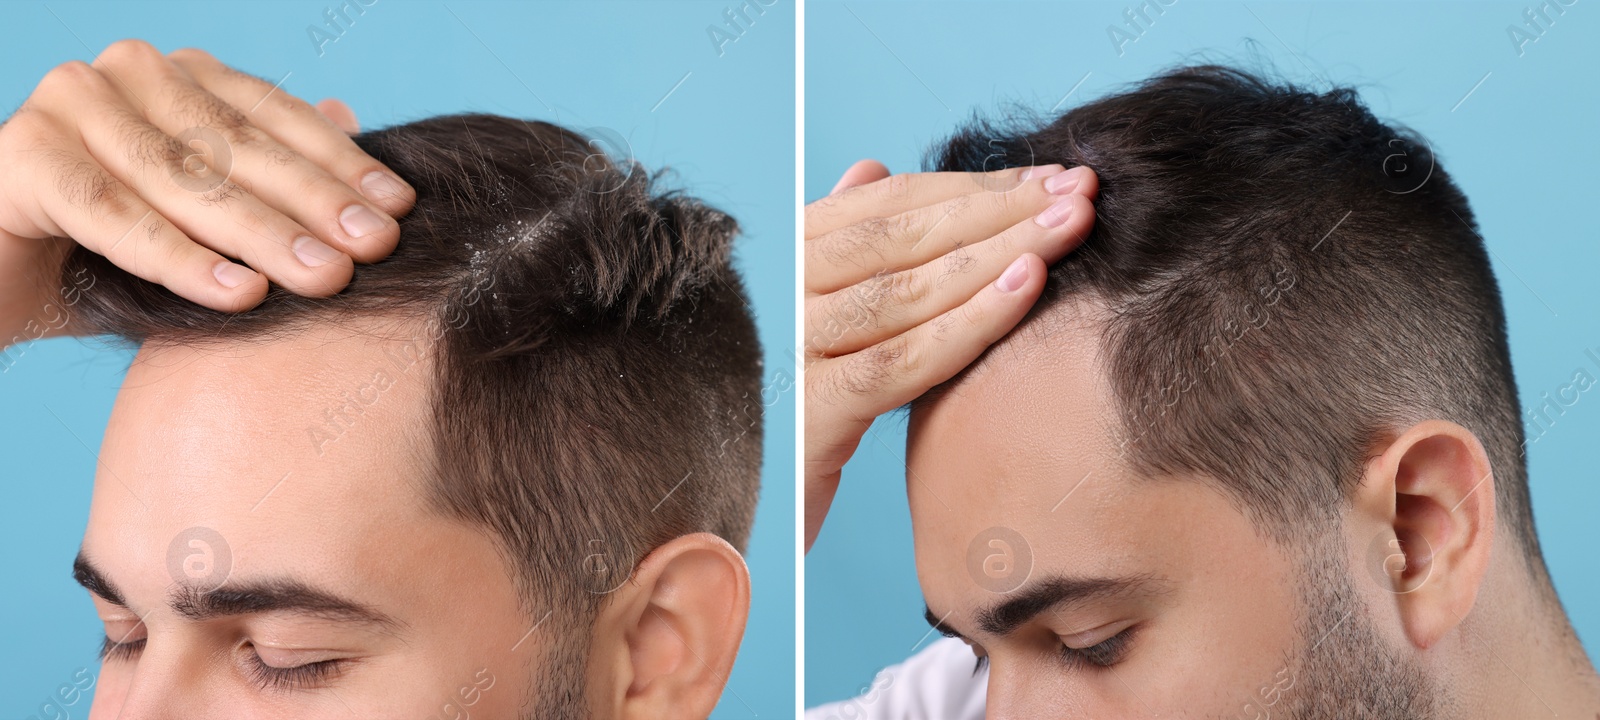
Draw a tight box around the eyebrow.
[926,574,1165,639]
[73,552,402,630]
[73,553,125,606]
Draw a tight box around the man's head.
[908,66,1575,717]
[69,114,762,719]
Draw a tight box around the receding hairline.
[912,291,1114,411]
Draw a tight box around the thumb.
[830,159,891,195]
[315,98,360,135]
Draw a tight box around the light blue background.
[806,0,1599,707]
[0,1,793,716]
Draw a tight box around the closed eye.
[100,635,145,662]
[1060,625,1135,669]
[97,635,347,692]
[244,648,347,692]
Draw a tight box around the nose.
[91,643,224,720]
[983,660,1100,720]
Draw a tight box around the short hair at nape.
[927,66,1548,583]
[62,114,763,632]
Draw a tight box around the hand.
[803,159,1099,551]
[0,39,416,347]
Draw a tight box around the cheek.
[1143,552,1304,715]
[389,597,535,716]
[407,666,514,720]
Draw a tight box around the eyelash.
[243,651,345,692]
[1059,626,1134,670]
[100,636,145,662]
[99,636,345,691]
[969,627,1136,675]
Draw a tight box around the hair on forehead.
[60,114,765,689]
[919,66,1546,595]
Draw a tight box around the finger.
[806,193,1092,357]
[804,467,843,553]
[94,48,398,265]
[166,48,415,217]
[806,164,1081,240]
[32,143,267,311]
[807,165,1092,293]
[72,97,356,297]
[315,98,360,134]
[806,253,1047,452]
[829,159,890,195]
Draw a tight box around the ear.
[589,532,750,720]
[1355,419,1497,649]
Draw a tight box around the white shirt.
[805,638,987,720]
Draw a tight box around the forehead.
[85,321,438,597]
[907,302,1122,516]
[904,305,1278,617]
[906,306,1125,584]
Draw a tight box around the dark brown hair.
[927,66,1548,584]
[62,114,763,708]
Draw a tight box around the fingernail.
[293,235,341,268]
[360,171,408,203]
[1035,197,1075,228]
[1045,168,1081,194]
[339,204,387,238]
[996,256,1030,293]
[213,261,256,289]
[1021,164,1065,181]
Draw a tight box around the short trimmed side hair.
[63,114,763,698]
[927,66,1546,582]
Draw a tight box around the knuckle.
[156,230,188,268]
[867,268,927,311]
[838,298,878,334]
[859,336,905,373]
[942,302,979,337]
[271,92,318,121]
[212,116,265,151]
[113,112,184,175]
[881,210,919,243]
[0,107,50,147]
[953,297,992,337]
[803,193,844,229]
[843,335,915,396]
[938,246,979,283]
[37,61,102,97]
[880,173,915,203]
[166,47,217,66]
[264,144,303,168]
[108,216,169,282]
[195,179,246,207]
[821,216,891,266]
[803,318,839,357]
[51,155,132,218]
[840,276,889,330]
[295,170,352,202]
[992,184,1032,215]
[100,39,163,67]
[930,308,960,341]
[170,82,252,138]
[940,193,975,221]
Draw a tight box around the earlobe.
[604,532,750,720]
[1365,420,1497,649]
